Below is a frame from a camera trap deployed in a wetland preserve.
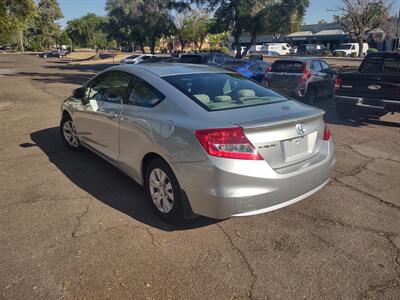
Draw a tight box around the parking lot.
[0,54,399,299]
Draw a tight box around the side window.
[213,54,225,65]
[361,56,383,73]
[311,60,322,72]
[383,57,399,73]
[320,61,331,73]
[248,63,261,72]
[127,77,165,107]
[87,71,132,103]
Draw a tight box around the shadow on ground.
[313,99,400,128]
[28,127,218,231]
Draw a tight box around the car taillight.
[323,125,331,141]
[267,65,272,72]
[334,77,342,90]
[194,127,263,160]
[301,64,310,82]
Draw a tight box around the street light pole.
[396,9,400,50]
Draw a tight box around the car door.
[74,71,132,161]
[310,60,328,96]
[118,76,165,182]
[319,60,336,95]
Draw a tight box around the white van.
[333,43,369,56]
[262,43,291,55]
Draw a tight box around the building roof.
[314,29,347,36]
[301,23,345,34]
[286,31,313,37]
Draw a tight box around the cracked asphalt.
[0,54,399,299]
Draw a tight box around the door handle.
[105,112,119,119]
[371,77,381,81]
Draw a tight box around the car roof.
[114,63,232,77]
[273,57,317,63]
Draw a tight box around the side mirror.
[73,87,85,99]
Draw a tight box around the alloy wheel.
[149,168,174,213]
[63,120,79,148]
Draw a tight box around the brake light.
[323,125,331,141]
[267,65,272,72]
[194,127,263,160]
[301,64,310,82]
[334,76,342,90]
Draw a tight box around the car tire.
[145,158,183,222]
[336,103,354,119]
[60,114,82,151]
[307,87,316,105]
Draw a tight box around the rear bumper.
[335,95,400,111]
[171,139,335,219]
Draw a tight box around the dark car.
[178,52,234,66]
[39,50,66,58]
[297,44,327,56]
[221,59,270,82]
[264,58,336,103]
[335,52,400,119]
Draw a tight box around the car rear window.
[163,73,287,111]
[271,61,304,73]
[178,55,204,63]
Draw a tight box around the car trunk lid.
[217,100,325,169]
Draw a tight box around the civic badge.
[295,123,306,135]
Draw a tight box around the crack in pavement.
[71,199,93,239]
[333,178,400,212]
[217,224,260,300]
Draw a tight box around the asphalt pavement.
[0,54,399,299]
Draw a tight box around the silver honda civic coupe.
[60,63,335,221]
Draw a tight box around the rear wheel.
[306,87,316,105]
[336,102,354,119]
[145,158,183,222]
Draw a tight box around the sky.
[58,0,400,28]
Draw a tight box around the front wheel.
[60,114,82,150]
[145,158,183,222]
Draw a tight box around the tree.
[200,0,309,58]
[174,10,196,51]
[192,9,210,49]
[334,0,392,56]
[106,0,190,54]
[0,0,37,51]
[66,14,109,49]
[26,0,63,50]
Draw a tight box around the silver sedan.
[60,63,335,221]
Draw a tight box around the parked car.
[264,58,336,103]
[335,52,400,119]
[221,59,270,82]
[39,50,66,58]
[332,43,369,57]
[289,46,298,55]
[177,52,234,66]
[297,44,327,56]
[139,56,180,63]
[248,50,280,56]
[120,54,154,64]
[60,63,335,221]
[262,43,292,55]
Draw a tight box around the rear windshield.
[163,73,287,111]
[337,44,352,50]
[271,61,304,73]
[178,55,204,63]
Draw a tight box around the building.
[230,22,398,51]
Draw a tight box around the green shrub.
[367,48,378,53]
[350,52,357,57]
[322,50,332,57]
[334,51,343,57]
[220,46,230,54]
